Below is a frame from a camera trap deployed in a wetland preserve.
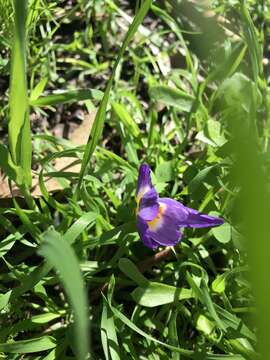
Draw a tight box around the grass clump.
[0,0,269,359]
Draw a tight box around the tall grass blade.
[77,0,152,190]
[234,111,270,358]
[8,0,32,186]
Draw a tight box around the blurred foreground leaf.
[38,230,89,360]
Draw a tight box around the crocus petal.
[183,206,224,228]
[136,163,152,199]
[138,187,159,221]
[137,215,159,249]
[158,198,224,228]
[147,201,183,246]
[158,198,189,226]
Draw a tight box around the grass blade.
[240,0,262,80]
[0,336,56,353]
[101,297,121,360]
[77,0,152,190]
[30,88,103,107]
[8,0,32,186]
[63,211,98,245]
[38,229,89,360]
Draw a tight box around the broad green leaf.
[8,0,32,186]
[30,88,103,107]
[132,282,194,307]
[0,336,56,353]
[212,223,231,244]
[149,85,194,112]
[38,230,89,360]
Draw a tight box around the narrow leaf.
[38,230,89,360]
[77,0,152,189]
[101,297,121,360]
[149,85,194,112]
[30,88,103,107]
[0,336,56,353]
[8,0,32,186]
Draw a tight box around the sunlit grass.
[0,0,269,359]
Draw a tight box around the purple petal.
[138,187,159,221]
[136,163,152,198]
[137,215,159,249]
[159,198,223,229]
[183,206,224,228]
[147,201,183,246]
[158,198,189,226]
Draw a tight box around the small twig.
[90,247,173,302]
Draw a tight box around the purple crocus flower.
[136,163,224,249]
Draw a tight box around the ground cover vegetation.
[0,0,270,359]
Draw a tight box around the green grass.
[0,0,269,359]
